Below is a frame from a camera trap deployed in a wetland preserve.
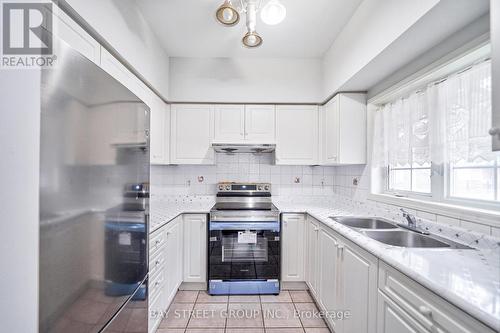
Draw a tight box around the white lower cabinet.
[182,214,207,283]
[378,262,495,333]
[148,216,183,333]
[318,227,340,330]
[307,216,377,333]
[282,214,306,282]
[305,215,320,297]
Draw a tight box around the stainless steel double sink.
[329,217,472,249]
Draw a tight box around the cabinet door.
[492,0,500,151]
[150,96,167,164]
[276,105,319,165]
[377,291,429,333]
[306,217,320,297]
[324,97,340,164]
[183,214,207,283]
[245,105,276,142]
[214,105,245,142]
[339,242,378,333]
[318,228,340,330]
[171,105,214,164]
[282,214,305,282]
[163,218,182,306]
[43,5,101,64]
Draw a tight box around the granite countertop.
[150,197,500,331]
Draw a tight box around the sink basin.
[361,230,472,249]
[330,217,398,230]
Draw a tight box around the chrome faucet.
[401,208,417,228]
[398,208,429,235]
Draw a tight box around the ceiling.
[137,0,364,58]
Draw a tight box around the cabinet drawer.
[379,262,494,333]
[150,229,166,256]
[149,268,165,301]
[148,288,164,333]
[149,246,166,278]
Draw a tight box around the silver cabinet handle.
[489,127,500,138]
[418,305,432,317]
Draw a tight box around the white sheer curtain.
[372,60,495,196]
[442,60,494,165]
[373,89,431,169]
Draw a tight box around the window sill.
[367,193,500,228]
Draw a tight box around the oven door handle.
[209,221,280,231]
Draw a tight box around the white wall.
[61,0,170,99]
[0,70,41,333]
[169,57,322,103]
[322,0,440,100]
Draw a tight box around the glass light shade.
[242,31,263,48]
[216,0,240,26]
[260,0,286,25]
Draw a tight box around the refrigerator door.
[39,39,150,332]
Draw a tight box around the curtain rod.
[377,57,491,108]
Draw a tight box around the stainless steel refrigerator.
[39,40,150,332]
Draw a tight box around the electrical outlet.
[352,177,359,186]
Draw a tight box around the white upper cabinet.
[213,104,276,143]
[276,105,319,165]
[171,104,215,164]
[321,93,367,165]
[44,5,101,65]
[150,98,170,165]
[244,105,276,142]
[214,105,245,142]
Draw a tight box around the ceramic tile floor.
[157,290,331,333]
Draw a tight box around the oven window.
[222,232,268,262]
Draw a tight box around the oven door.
[209,221,280,281]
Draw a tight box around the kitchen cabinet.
[276,105,319,165]
[182,214,207,283]
[213,104,276,143]
[43,5,101,65]
[244,105,276,142]
[171,104,215,164]
[305,216,320,297]
[308,216,377,333]
[378,262,496,333]
[492,0,500,151]
[149,216,183,333]
[377,290,428,333]
[318,226,340,330]
[163,217,183,306]
[338,238,377,333]
[321,93,367,165]
[214,105,245,142]
[150,99,170,165]
[281,214,306,282]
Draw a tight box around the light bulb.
[222,7,234,21]
[247,35,257,45]
[260,0,286,25]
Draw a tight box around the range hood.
[212,143,276,154]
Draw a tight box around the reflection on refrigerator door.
[38,38,150,332]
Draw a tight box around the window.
[373,57,500,209]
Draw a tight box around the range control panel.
[217,182,271,193]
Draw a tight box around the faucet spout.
[398,209,429,235]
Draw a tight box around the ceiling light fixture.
[215,0,240,26]
[260,0,286,25]
[215,0,285,49]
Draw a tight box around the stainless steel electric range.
[208,182,280,295]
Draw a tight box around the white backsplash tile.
[151,156,498,237]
